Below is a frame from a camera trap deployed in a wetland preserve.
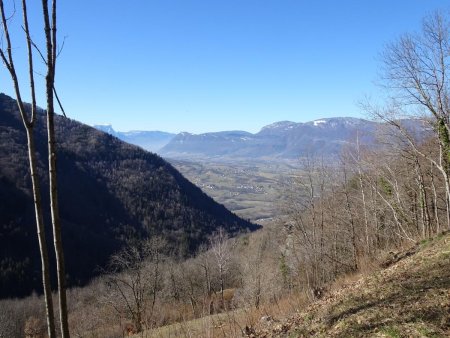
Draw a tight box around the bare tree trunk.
[149,249,161,327]
[342,164,358,271]
[444,175,450,231]
[181,264,198,316]
[42,0,70,336]
[26,129,57,338]
[304,157,319,286]
[46,101,69,337]
[430,165,441,234]
[370,180,381,249]
[438,142,450,230]
[378,12,450,230]
[0,1,56,336]
[414,159,431,238]
[372,178,414,242]
[355,135,370,255]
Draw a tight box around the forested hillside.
[0,93,258,298]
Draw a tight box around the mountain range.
[0,93,257,298]
[96,118,389,161]
[93,124,175,152]
[159,117,379,160]
[98,117,431,161]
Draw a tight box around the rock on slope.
[249,232,450,337]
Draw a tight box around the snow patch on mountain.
[313,120,326,126]
[260,121,297,132]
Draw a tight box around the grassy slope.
[131,233,448,338]
[253,232,450,337]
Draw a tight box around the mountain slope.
[159,117,379,160]
[0,93,258,298]
[250,232,450,337]
[94,124,175,152]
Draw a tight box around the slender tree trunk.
[26,126,57,338]
[0,2,57,335]
[430,166,441,234]
[42,0,70,336]
[439,143,450,230]
[342,166,358,271]
[319,159,326,283]
[370,182,381,249]
[46,98,69,337]
[358,168,370,254]
[415,159,431,238]
[306,163,319,286]
[445,177,450,231]
[1,1,67,336]
[355,133,370,254]
[220,266,225,304]
[149,253,160,328]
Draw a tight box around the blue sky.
[1,1,448,133]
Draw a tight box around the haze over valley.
[95,117,428,222]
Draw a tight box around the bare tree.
[178,259,202,316]
[340,161,359,271]
[239,231,282,309]
[346,134,371,254]
[106,246,147,333]
[105,237,166,333]
[209,228,235,308]
[195,244,215,314]
[0,1,56,337]
[378,11,450,229]
[1,1,70,336]
[41,1,70,336]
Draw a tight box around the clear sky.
[1,0,448,134]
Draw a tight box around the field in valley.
[169,159,302,222]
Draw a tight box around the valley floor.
[169,159,300,221]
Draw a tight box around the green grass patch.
[418,326,441,338]
[420,238,432,247]
[380,325,401,338]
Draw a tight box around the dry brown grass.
[129,290,312,338]
[248,232,450,337]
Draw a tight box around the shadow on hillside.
[323,246,450,335]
